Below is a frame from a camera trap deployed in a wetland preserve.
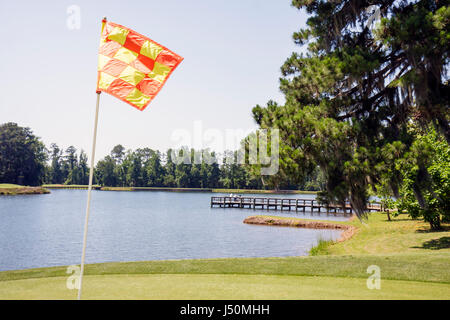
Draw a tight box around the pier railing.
[211,196,384,214]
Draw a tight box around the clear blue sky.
[0,0,307,160]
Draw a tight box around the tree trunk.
[429,215,441,231]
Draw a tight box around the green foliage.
[0,123,47,186]
[47,143,89,185]
[252,0,449,221]
[95,155,116,186]
[395,130,450,229]
[93,145,292,189]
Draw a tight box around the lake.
[0,190,347,271]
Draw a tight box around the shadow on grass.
[389,218,414,222]
[416,225,450,233]
[383,216,420,223]
[412,236,450,250]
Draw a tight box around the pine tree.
[253,0,449,220]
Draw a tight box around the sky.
[0,0,307,161]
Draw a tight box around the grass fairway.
[1,274,449,300]
[0,213,449,299]
[0,184,22,188]
[325,213,450,255]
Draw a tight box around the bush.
[395,130,450,230]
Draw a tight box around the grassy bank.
[42,184,101,190]
[309,239,334,256]
[320,213,450,255]
[0,253,448,299]
[2,252,448,283]
[260,213,450,256]
[0,212,449,299]
[0,184,49,195]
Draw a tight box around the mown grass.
[42,184,101,189]
[0,184,22,188]
[0,253,449,299]
[256,213,450,256]
[1,253,449,284]
[325,213,450,255]
[2,274,448,300]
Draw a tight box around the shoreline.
[42,184,318,194]
[0,185,50,195]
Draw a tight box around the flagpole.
[77,91,101,300]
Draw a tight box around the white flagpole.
[77,91,101,300]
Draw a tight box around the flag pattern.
[97,19,183,110]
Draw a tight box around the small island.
[0,184,50,195]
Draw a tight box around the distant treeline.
[0,123,323,191]
[48,144,323,190]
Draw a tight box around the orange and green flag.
[97,19,183,111]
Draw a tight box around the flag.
[96,19,183,110]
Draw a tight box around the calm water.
[0,190,347,271]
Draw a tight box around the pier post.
[210,196,356,217]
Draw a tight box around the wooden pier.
[211,196,384,214]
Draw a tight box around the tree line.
[0,122,323,190]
